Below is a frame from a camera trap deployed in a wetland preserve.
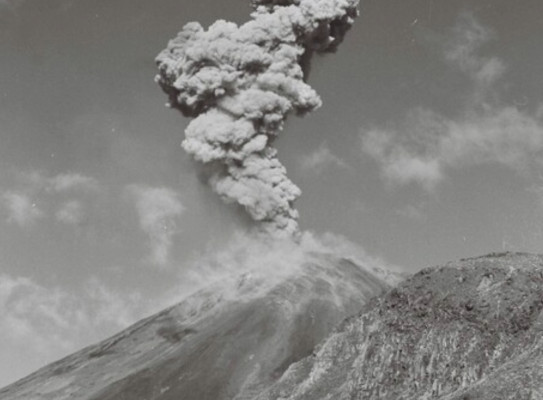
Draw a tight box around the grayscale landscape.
[1,0,543,399]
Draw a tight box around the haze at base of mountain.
[0,250,395,400]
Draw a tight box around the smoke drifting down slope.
[0,245,396,400]
[155,0,359,236]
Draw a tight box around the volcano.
[0,251,395,400]
[3,252,542,400]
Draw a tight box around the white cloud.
[2,191,44,227]
[48,173,99,193]
[55,200,84,225]
[127,185,185,266]
[444,13,506,88]
[1,171,100,229]
[0,273,146,386]
[362,106,543,190]
[14,170,100,194]
[300,143,348,172]
[361,14,543,190]
[0,274,141,347]
[177,230,404,304]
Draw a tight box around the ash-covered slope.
[0,252,394,400]
[260,252,543,400]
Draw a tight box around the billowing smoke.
[156,0,359,237]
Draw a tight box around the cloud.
[360,14,543,190]
[2,191,44,227]
[48,173,99,193]
[0,273,146,386]
[171,229,402,311]
[444,12,505,88]
[127,185,185,266]
[0,275,142,345]
[1,170,100,229]
[11,170,99,194]
[55,200,84,225]
[300,143,348,172]
[362,106,543,190]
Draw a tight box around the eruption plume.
[156,0,359,237]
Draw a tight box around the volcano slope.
[0,252,395,400]
[260,252,543,400]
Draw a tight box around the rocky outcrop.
[260,252,543,400]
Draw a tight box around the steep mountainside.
[260,252,543,400]
[0,252,394,400]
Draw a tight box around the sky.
[1,0,543,387]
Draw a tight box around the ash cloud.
[173,230,402,307]
[156,0,359,237]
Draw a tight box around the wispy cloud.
[360,13,543,190]
[127,185,185,267]
[16,170,100,194]
[55,200,84,225]
[0,275,141,344]
[300,142,348,172]
[362,106,543,190]
[0,273,145,386]
[1,170,100,228]
[48,173,99,193]
[444,13,505,89]
[2,191,44,227]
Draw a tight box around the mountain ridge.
[259,252,543,400]
[0,252,394,400]
[3,252,542,400]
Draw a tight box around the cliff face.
[260,253,543,400]
[0,253,394,400]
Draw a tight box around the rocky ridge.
[259,252,543,400]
